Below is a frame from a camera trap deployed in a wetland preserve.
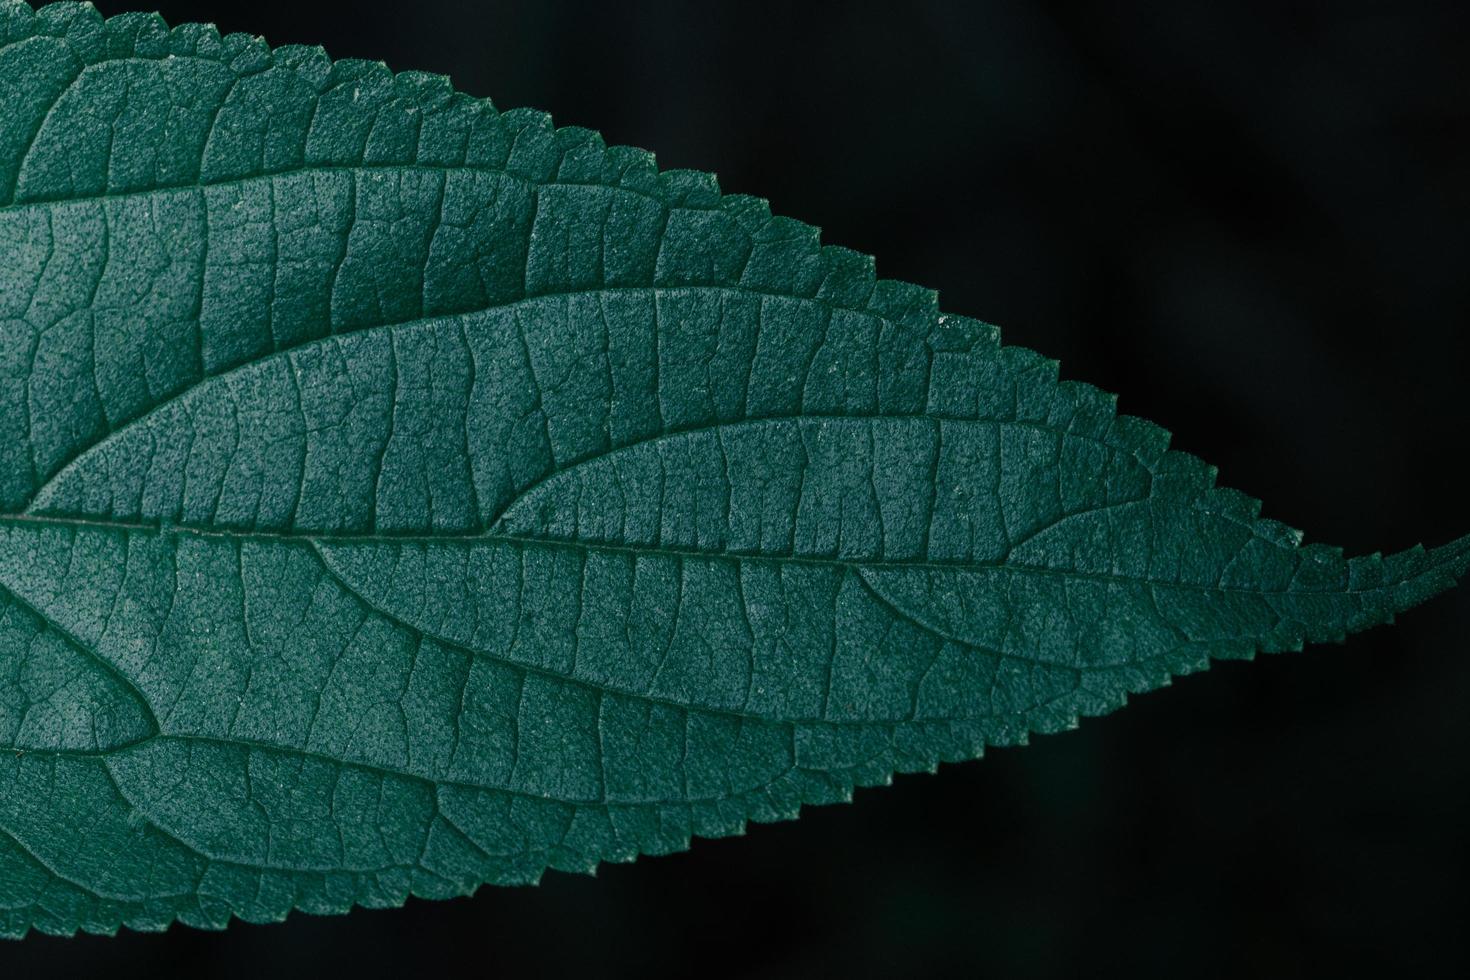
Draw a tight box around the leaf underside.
[0,0,1464,938]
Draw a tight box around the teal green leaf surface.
[0,1,1465,938]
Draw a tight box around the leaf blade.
[0,0,1464,938]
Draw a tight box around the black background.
[3,1,1470,977]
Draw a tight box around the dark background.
[4,1,1470,976]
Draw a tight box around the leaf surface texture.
[0,0,1465,938]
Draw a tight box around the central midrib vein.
[0,510,1398,598]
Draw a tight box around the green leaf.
[0,1,1463,938]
